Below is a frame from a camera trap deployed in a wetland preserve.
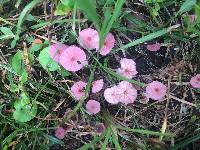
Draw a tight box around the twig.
[160,76,171,141]
[169,95,197,107]
[32,32,59,43]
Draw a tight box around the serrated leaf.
[178,0,196,14]
[38,47,59,71]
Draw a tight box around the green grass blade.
[62,61,97,123]
[77,129,107,150]
[2,129,21,146]
[111,128,122,150]
[118,126,174,137]
[91,55,145,87]
[100,0,125,48]
[15,0,40,43]
[76,0,100,31]
[178,0,196,14]
[114,24,180,52]
[170,133,200,150]
[101,128,111,150]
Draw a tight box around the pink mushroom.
[86,100,101,115]
[49,43,68,62]
[59,45,88,72]
[145,81,167,101]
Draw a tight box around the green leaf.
[20,92,30,106]
[38,47,59,71]
[77,132,106,150]
[178,0,196,14]
[61,0,74,7]
[115,25,180,52]
[0,27,15,40]
[194,4,200,23]
[76,0,100,31]
[13,92,37,123]
[0,27,14,36]
[13,102,37,123]
[15,0,22,8]
[111,129,122,150]
[20,71,28,84]
[54,2,73,16]
[26,14,36,21]
[99,0,125,48]
[11,51,24,75]
[29,44,42,52]
[170,133,200,150]
[0,35,15,40]
[10,84,19,93]
[118,126,174,137]
[101,128,111,150]
[57,68,71,77]
[14,0,41,46]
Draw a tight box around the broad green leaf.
[57,68,71,77]
[13,102,37,123]
[76,0,100,31]
[13,92,36,123]
[54,2,73,16]
[61,0,74,7]
[26,14,36,21]
[20,92,30,106]
[11,51,24,75]
[178,0,196,14]
[38,47,59,71]
[9,84,19,93]
[20,71,28,84]
[29,44,42,52]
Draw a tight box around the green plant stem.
[61,61,97,124]
[118,126,174,137]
